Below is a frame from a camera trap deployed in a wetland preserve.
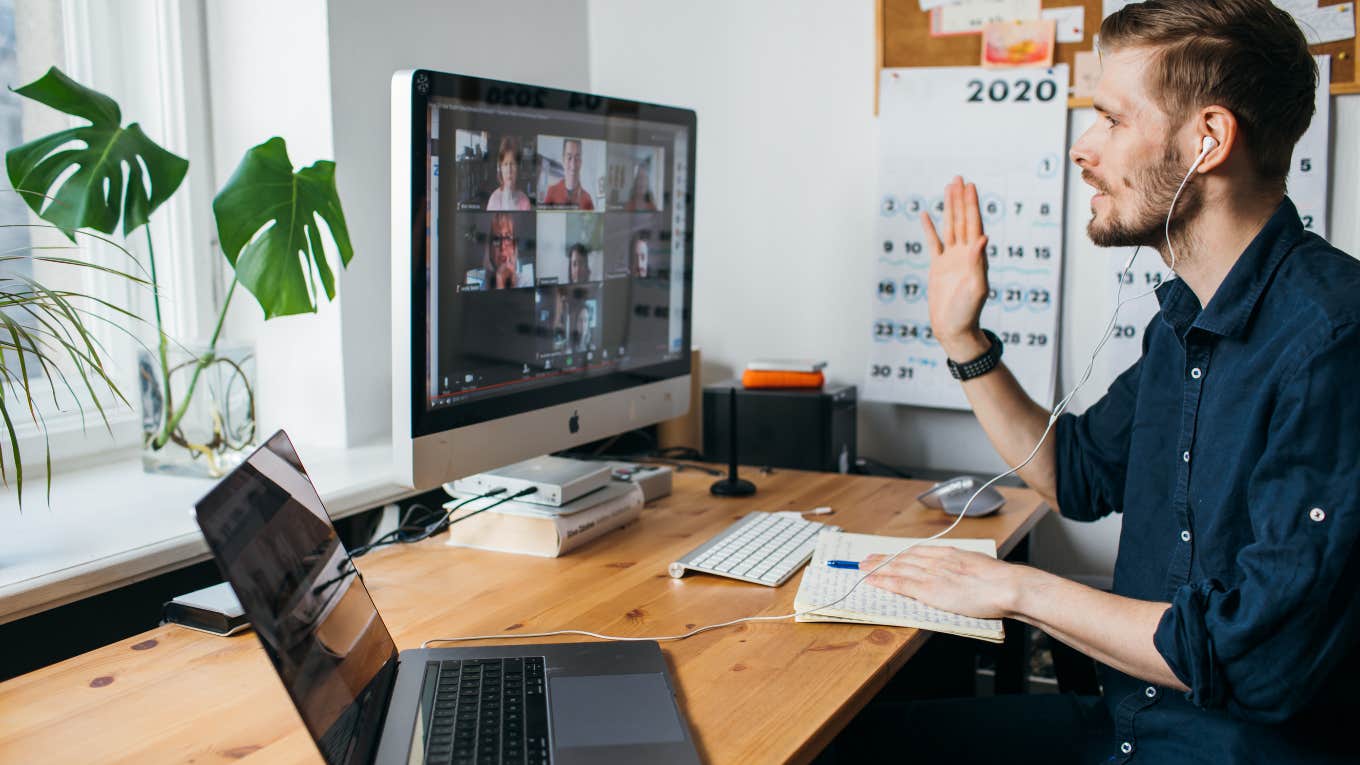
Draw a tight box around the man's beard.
[1087,144,1203,258]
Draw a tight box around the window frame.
[3,0,222,473]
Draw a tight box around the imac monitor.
[392,70,695,490]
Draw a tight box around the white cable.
[1165,144,1211,274]
[424,166,1201,650]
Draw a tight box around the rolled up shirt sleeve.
[1153,324,1360,722]
[1054,352,1142,523]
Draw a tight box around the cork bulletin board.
[874,0,1360,111]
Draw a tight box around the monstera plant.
[6,66,353,483]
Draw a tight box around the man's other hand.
[862,546,1026,620]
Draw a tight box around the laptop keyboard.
[424,657,550,765]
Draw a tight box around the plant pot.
[138,343,257,478]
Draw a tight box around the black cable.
[349,502,442,557]
[441,486,539,530]
[312,489,511,595]
[654,446,706,461]
[630,456,723,476]
[856,456,914,479]
[556,449,725,477]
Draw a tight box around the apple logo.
[568,410,580,434]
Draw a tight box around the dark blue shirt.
[1054,198,1360,763]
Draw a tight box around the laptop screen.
[194,431,398,765]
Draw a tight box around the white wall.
[589,0,1360,577]
[205,0,592,449]
[204,0,346,446]
[323,0,592,446]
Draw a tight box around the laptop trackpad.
[549,673,685,748]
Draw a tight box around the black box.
[702,382,857,473]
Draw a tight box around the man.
[542,138,595,209]
[629,232,650,278]
[838,2,1359,762]
[568,243,592,283]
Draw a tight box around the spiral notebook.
[793,531,1005,644]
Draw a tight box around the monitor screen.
[401,71,695,438]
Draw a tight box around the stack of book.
[443,480,644,557]
[741,359,827,390]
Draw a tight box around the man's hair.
[1100,0,1317,192]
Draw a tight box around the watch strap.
[947,329,1003,381]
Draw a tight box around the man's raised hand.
[923,177,991,362]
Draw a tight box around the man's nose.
[1070,128,1097,167]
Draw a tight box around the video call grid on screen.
[425,96,687,412]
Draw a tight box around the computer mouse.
[916,476,1007,517]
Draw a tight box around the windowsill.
[0,440,412,625]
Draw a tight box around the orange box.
[741,370,825,390]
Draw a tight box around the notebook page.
[794,532,1004,641]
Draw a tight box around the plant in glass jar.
[5,67,352,481]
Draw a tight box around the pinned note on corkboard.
[874,0,1359,111]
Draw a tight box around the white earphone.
[1189,136,1218,174]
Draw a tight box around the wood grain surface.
[0,468,1048,764]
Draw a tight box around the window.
[0,0,219,472]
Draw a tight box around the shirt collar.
[1155,197,1302,339]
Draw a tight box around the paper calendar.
[867,66,1069,410]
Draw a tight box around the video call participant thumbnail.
[539,136,601,209]
[461,212,536,290]
[534,285,600,359]
[606,143,665,212]
[535,212,604,285]
[486,136,533,211]
[444,288,539,385]
[603,214,667,280]
[451,129,491,211]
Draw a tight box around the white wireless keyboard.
[668,512,838,587]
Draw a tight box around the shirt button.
[1190,367,1202,379]
[1181,530,1192,543]
[1182,451,1190,463]
[1145,686,1157,698]
[1310,507,1326,522]
[1121,741,1134,754]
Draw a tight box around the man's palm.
[924,177,990,358]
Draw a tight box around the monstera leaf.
[212,137,353,319]
[5,67,188,240]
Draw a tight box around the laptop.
[194,430,701,765]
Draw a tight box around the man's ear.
[1194,106,1237,174]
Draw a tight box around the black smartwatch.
[947,329,1003,381]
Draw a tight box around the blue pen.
[826,560,861,570]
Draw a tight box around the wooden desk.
[0,468,1048,764]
